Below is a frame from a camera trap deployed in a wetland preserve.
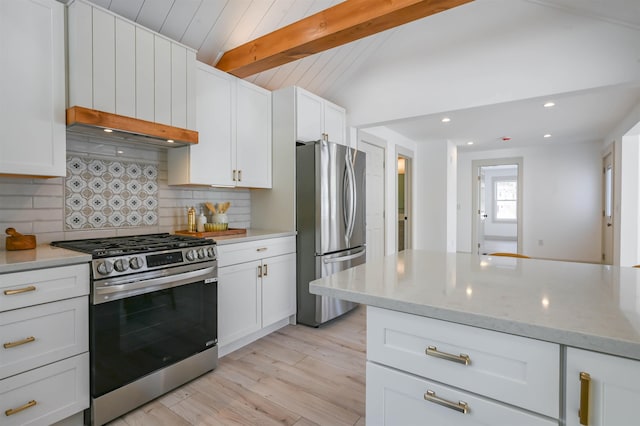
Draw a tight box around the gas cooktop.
[51,233,214,258]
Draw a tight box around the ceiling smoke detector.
[501,137,511,142]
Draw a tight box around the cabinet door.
[218,261,261,346]
[154,36,172,125]
[92,7,116,113]
[296,88,324,142]
[193,63,235,186]
[135,27,155,122]
[0,0,66,177]
[324,101,346,145]
[171,44,188,128]
[236,80,272,188]
[367,362,556,426]
[261,253,296,327]
[566,347,640,426]
[115,17,136,117]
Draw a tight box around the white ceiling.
[83,0,640,150]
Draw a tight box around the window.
[494,178,517,222]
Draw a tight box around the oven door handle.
[94,266,217,303]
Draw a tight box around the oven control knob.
[129,256,143,270]
[198,248,206,259]
[207,247,215,258]
[114,258,129,272]
[96,260,113,275]
[186,250,197,261]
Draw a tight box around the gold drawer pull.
[263,264,268,276]
[256,247,267,252]
[5,400,37,416]
[258,265,263,278]
[424,390,469,414]
[579,372,591,425]
[4,285,36,296]
[426,346,471,365]
[3,336,36,349]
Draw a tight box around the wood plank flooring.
[108,306,366,426]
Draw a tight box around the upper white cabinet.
[566,347,640,426]
[296,87,346,145]
[0,0,66,178]
[168,62,272,188]
[67,0,196,130]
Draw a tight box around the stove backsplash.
[0,133,251,248]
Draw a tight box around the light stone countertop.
[0,245,92,274]
[309,249,640,361]
[212,229,296,245]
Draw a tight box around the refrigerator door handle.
[344,149,357,242]
[322,248,366,264]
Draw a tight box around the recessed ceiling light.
[117,150,124,154]
[467,141,474,145]
[103,128,113,133]
[544,134,552,138]
[441,117,451,123]
[544,102,555,108]
[167,139,175,143]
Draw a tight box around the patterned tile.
[65,156,158,230]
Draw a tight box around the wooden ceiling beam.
[215,0,474,78]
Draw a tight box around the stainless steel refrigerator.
[296,140,366,326]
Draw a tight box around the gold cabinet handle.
[424,390,469,414]
[256,247,267,252]
[258,265,262,278]
[5,400,37,416]
[232,170,237,181]
[579,372,591,425]
[4,285,36,296]
[238,170,242,182]
[263,264,268,276]
[426,346,471,365]
[3,336,36,349]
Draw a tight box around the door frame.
[396,146,414,251]
[471,157,523,255]
[602,144,615,264]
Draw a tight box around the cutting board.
[175,228,247,238]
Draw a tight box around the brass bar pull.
[424,390,469,414]
[263,264,268,276]
[579,372,591,425]
[256,247,267,252]
[426,346,471,365]
[3,336,36,349]
[4,285,36,296]
[233,170,237,181]
[258,265,262,278]
[238,170,242,182]
[5,400,37,416]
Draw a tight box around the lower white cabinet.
[566,347,640,426]
[367,362,556,426]
[217,236,296,353]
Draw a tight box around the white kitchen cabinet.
[366,306,560,423]
[168,62,272,188]
[67,0,196,129]
[0,263,89,425]
[0,0,66,178]
[296,87,346,144]
[566,347,640,426]
[217,236,296,355]
[367,361,555,426]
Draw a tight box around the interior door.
[602,150,614,264]
[359,135,385,262]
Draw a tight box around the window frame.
[492,176,518,223]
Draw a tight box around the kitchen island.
[309,250,640,425]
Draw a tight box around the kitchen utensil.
[205,202,217,214]
[5,227,36,250]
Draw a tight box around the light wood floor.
[108,306,366,426]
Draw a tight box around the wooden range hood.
[66,106,198,147]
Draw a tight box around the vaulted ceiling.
[83,0,640,150]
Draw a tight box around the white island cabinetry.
[217,236,295,356]
[168,62,271,188]
[0,0,66,178]
[0,263,90,426]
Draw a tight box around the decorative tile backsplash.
[65,156,158,229]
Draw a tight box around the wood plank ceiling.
[86,0,393,96]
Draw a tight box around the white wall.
[357,126,417,255]
[458,142,602,263]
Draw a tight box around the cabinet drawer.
[1,297,88,379]
[217,236,295,267]
[367,306,559,418]
[1,353,89,426]
[366,361,556,426]
[0,264,89,312]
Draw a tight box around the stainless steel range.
[51,233,218,426]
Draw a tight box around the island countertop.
[309,250,640,361]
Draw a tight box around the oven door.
[90,271,217,398]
